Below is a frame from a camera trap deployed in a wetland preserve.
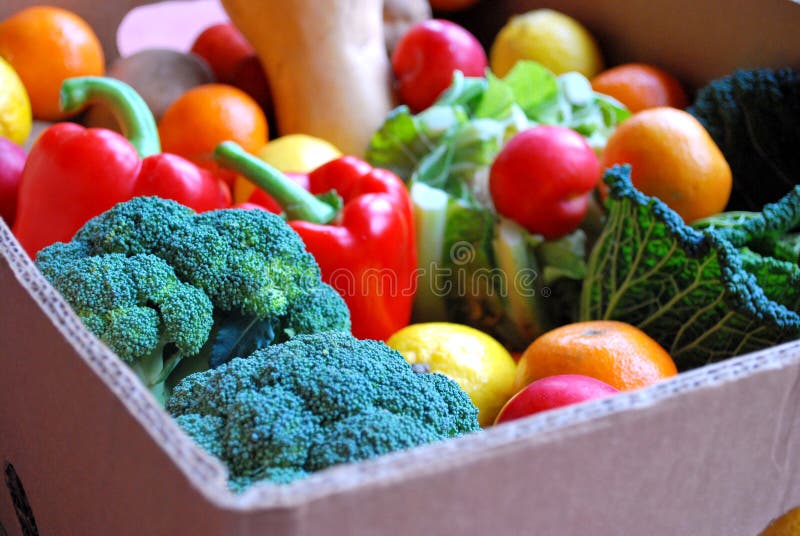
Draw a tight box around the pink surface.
[117,0,229,55]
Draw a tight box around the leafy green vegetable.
[687,67,800,211]
[580,165,800,370]
[167,331,480,490]
[36,197,352,403]
[368,61,626,350]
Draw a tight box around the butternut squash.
[220,0,396,156]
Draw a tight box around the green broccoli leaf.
[580,165,800,370]
[209,311,277,368]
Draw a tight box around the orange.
[591,63,689,113]
[158,84,268,181]
[760,505,800,536]
[514,320,678,392]
[601,107,732,223]
[0,6,104,120]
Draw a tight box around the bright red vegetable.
[494,374,618,424]
[489,125,600,240]
[215,142,417,341]
[391,19,487,113]
[0,137,26,226]
[13,76,232,258]
[134,153,231,213]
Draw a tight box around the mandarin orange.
[514,320,678,392]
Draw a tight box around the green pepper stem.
[213,141,338,224]
[60,76,161,158]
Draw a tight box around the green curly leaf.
[580,165,800,369]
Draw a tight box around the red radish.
[391,19,487,112]
[0,137,26,226]
[495,374,618,424]
[489,125,600,240]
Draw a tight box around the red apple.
[391,19,487,113]
[495,374,618,424]
[0,137,26,226]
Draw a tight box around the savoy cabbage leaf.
[580,165,800,369]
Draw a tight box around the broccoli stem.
[128,338,183,406]
[213,141,338,224]
[59,76,161,158]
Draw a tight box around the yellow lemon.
[233,133,342,203]
[489,9,604,78]
[760,505,800,536]
[387,322,518,427]
[0,56,32,145]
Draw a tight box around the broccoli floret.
[580,165,800,369]
[73,196,322,319]
[166,331,480,491]
[36,247,213,404]
[687,67,800,211]
[276,282,352,341]
[35,196,352,402]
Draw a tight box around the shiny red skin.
[190,22,253,83]
[489,125,600,240]
[134,153,232,213]
[289,157,417,341]
[495,374,619,424]
[391,19,487,113]
[13,124,141,257]
[0,137,26,226]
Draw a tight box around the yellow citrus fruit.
[234,133,342,203]
[760,505,800,536]
[0,56,32,145]
[489,9,604,78]
[387,322,518,426]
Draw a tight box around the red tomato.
[495,374,618,424]
[391,19,487,113]
[190,22,254,83]
[489,125,600,240]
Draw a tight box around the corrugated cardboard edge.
[0,220,235,499]
[2,215,799,519]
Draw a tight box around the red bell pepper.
[13,77,230,258]
[215,141,417,341]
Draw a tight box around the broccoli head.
[166,331,481,491]
[35,196,352,402]
[36,244,214,404]
[687,67,800,211]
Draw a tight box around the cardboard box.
[2,1,800,535]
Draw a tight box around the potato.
[84,48,215,131]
